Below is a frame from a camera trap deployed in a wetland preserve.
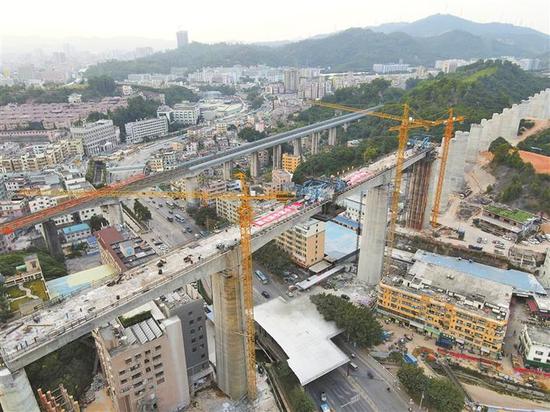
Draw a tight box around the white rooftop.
[254,296,349,385]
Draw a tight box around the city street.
[307,338,411,412]
[121,197,201,253]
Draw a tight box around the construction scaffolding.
[405,156,434,230]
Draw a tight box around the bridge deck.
[0,148,430,370]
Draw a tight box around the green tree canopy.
[310,293,383,347]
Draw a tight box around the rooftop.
[526,325,550,347]
[254,296,349,385]
[413,250,546,296]
[61,223,90,235]
[484,204,535,224]
[405,260,514,316]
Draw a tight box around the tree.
[87,75,116,97]
[133,200,152,222]
[238,127,266,142]
[289,387,316,412]
[397,364,464,412]
[397,364,429,395]
[253,241,293,274]
[89,215,109,231]
[86,111,109,122]
[310,293,383,347]
[0,284,11,323]
[426,377,465,412]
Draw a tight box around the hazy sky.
[1,0,549,44]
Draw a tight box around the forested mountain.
[371,14,550,56]
[86,15,549,79]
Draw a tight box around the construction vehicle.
[310,101,464,272]
[15,172,293,401]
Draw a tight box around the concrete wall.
[0,368,40,412]
[432,88,550,219]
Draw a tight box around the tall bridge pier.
[0,369,40,412]
[211,249,248,400]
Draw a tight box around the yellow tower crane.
[22,173,293,401]
[310,101,463,271]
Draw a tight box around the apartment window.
[155,371,164,378]
[152,355,161,362]
[135,354,142,360]
[188,311,193,316]
[535,351,544,356]
[119,370,126,376]
[125,358,132,365]
[145,350,151,355]
[157,378,165,385]
[120,379,128,384]
[189,320,194,325]
[192,348,197,353]
[197,316,203,321]
[131,372,142,380]
[190,329,195,334]
[191,338,196,343]
[145,367,151,373]
[154,363,163,370]
[155,345,161,351]
[201,353,206,359]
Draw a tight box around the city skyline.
[1,0,549,52]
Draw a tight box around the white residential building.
[172,102,200,125]
[70,119,119,156]
[125,117,169,144]
[519,325,550,370]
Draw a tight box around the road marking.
[336,368,380,412]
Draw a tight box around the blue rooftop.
[62,223,90,235]
[332,215,360,230]
[325,221,358,260]
[414,250,546,296]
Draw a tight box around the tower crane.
[16,173,293,401]
[310,101,463,271]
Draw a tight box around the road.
[307,338,411,412]
[122,197,203,253]
[251,262,301,305]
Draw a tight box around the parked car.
[261,291,270,299]
[340,294,350,300]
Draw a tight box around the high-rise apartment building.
[176,31,189,48]
[125,118,168,144]
[283,69,299,93]
[93,301,192,412]
[70,120,119,156]
[276,219,325,267]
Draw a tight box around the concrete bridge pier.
[212,249,248,400]
[184,175,200,206]
[42,219,64,259]
[250,152,261,179]
[272,145,282,169]
[222,161,232,180]
[357,185,390,286]
[342,123,349,133]
[311,132,321,155]
[293,139,302,157]
[328,127,337,146]
[0,368,40,412]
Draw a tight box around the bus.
[255,270,269,284]
[174,214,185,223]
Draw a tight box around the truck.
[320,403,331,412]
[403,353,418,365]
[468,244,483,251]
[436,334,454,349]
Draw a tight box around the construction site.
[0,86,549,412]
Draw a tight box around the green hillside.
[86,27,539,80]
[292,60,550,183]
